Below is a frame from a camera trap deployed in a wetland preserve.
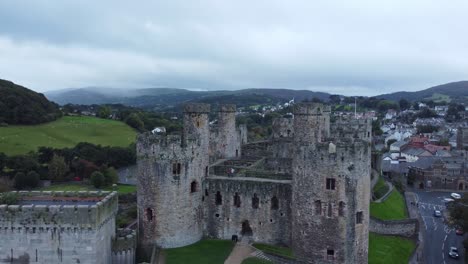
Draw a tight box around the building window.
[356,211,363,224]
[252,193,259,209]
[327,249,335,260]
[205,166,209,176]
[173,162,181,175]
[271,196,279,210]
[327,203,332,217]
[326,178,336,190]
[205,189,209,196]
[315,200,322,215]
[216,191,222,205]
[339,202,345,217]
[234,192,241,208]
[190,181,198,193]
[146,208,153,222]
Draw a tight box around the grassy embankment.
[0,116,136,155]
[370,189,408,220]
[372,176,389,200]
[164,239,234,264]
[369,233,416,264]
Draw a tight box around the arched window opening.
[205,166,209,176]
[252,193,259,209]
[216,191,222,205]
[271,196,279,210]
[205,189,209,196]
[339,202,345,217]
[173,162,182,175]
[315,200,322,215]
[190,181,198,193]
[236,149,239,157]
[234,192,241,208]
[146,208,153,222]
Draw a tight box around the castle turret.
[291,103,371,263]
[293,103,324,143]
[137,103,210,250]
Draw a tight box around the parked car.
[433,210,442,217]
[456,229,464,235]
[443,198,455,203]
[451,193,461,199]
[448,247,459,259]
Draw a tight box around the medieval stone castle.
[137,102,372,263]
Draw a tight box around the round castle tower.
[137,103,210,249]
[212,104,239,160]
[291,103,370,264]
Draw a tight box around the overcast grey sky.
[0,1,467,96]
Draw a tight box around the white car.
[451,193,461,199]
[443,198,455,203]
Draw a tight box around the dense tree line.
[0,79,62,125]
[0,142,135,189]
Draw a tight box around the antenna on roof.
[354,97,357,119]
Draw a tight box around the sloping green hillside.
[0,79,61,125]
[0,116,136,155]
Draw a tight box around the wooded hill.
[0,79,61,125]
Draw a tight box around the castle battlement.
[184,103,210,113]
[218,104,236,112]
[137,133,200,158]
[293,102,324,116]
[0,191,118,230]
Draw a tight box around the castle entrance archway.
[241,220,253,236]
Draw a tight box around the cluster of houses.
[378,105,468,191]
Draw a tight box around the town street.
[414,191,465,264]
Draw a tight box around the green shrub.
[90,171,105,188]
[0,192,18,205]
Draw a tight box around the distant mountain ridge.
[45,80,468,109]
[376,81,468,102]
[45,87,331,110]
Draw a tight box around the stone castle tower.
[137,102,371,263]
[137,104,210,249]
[291,103,370,263]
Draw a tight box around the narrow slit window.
[356,211,363,224]
[315,200,322,215]
[146,208,153,222]
[271,196,279,210]
[327,203,332,217]
[252,194,259,209]
[216,191,222,205]
[190,181,198,193]
[234,192,241,208]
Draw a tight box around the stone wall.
[112,229,137,264]
[369,217,418,238]
[204,177,292,245]
[0,191,117,264]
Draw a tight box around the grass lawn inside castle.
[0,116,136,156]
[164,239,235,264]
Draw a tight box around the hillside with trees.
[0,79,62,125]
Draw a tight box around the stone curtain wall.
[204,177,292,245]
[0,191,118,264]
[369,217,418,238]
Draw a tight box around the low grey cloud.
[0,0,467,96]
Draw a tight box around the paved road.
[414,191,465,264]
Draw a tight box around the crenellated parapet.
[137,133,199,160]
[331,118,372,141]
[0,191,118,231]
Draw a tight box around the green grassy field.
[38,183,136,194]
[241,257,273,264]
[426,93,451,103]
[370,189,408,220]
[369,233,416,264]
[252,243,294,259]
[0,116,136,155]
[165,239,234,264]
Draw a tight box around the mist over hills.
[40,80,468,110]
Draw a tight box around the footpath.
[405,191,425,264]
